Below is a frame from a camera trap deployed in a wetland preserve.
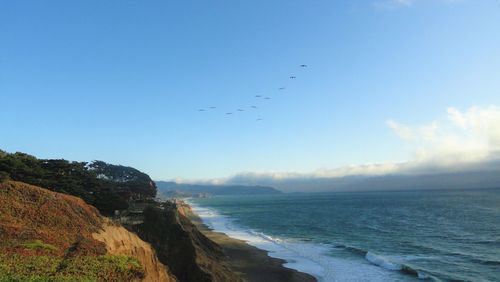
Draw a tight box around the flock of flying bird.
[197,64,308,121]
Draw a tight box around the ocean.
[188,189,500,282]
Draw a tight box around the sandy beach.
[183,204,318,282]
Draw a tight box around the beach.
[180,202,318,282]
[182,191,500,282]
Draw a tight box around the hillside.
[0,180,177,282]
[156,181,281,197]
[0,150,157,215]
[0,150,247,282]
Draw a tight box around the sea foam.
[365,252,402,271]
[187,200,418,282]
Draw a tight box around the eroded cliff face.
[93,221,177,282]
[0,181,178,282]
[131,203,243,282]
[0,180,241,282]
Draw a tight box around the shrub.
[20,240,59,252]
[0,254,144,282]
[0,171,9,182]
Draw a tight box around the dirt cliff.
[93,221,176,282]
[0,181,177,281]
[131,202,243,282]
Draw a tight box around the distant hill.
[156,181,282,197]
[238,169,500,193]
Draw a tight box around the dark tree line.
[0,150,157,215]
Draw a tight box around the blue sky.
[1,0,500,181]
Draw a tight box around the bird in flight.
[255,95,262,98]
[256,118,263,121]
[226,112,233,115]
[264,97,271,100]
[198,109,205,112]
[237,109,244,112]
[300,64,307,67]
[209,106,216,109]
[251,105,258,109]
[279,87,286,90]
[290,76,296,79]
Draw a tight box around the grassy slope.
[0,181,144,281]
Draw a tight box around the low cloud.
[178,106,500,192]
[387,105,500,166]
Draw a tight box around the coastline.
[178,201,318,282]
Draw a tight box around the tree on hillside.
[89,161,157,198]
[0,150,157,215]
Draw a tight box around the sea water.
[188,189,500,282]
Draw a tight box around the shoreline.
[178,201,318,282]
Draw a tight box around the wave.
[408,241,500,267]
[187,200,429,282]
[186,201,329,280]
[340,246,432,280]
[365,252,432,279]
[365,252,402,271]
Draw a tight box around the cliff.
[93,221,176,282]
[130,202,243,282]
[0,150,245,281]
[0,180,177,281]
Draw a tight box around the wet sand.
[185,208,318,282]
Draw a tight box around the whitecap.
[187,200,417,282]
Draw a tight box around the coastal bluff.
[0,151,315,282]
[0,181,178,281]
[93,221,175,282]
[130,201,242,282]
[0,180,243,282]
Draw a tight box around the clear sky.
[1,0,500,181]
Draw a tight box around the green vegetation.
[0,181,106,256]
[0,171,9,182]
[0,152,151,281]
[21,240,58,252]
[0,254,144,282]
[0,150,157,215]
[0,181,146,281]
